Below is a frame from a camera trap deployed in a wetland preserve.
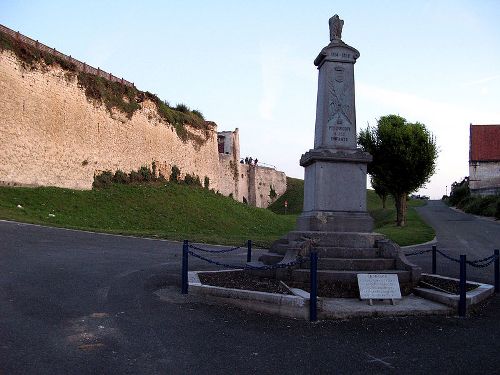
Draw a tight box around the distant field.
[0,180,434,247]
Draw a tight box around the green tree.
[371,175,389,209]
[358,115,437,226]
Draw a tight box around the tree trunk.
[382,194,387,209]
[395,193,407,227]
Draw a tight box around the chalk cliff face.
[0,49,287,207]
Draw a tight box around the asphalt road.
[0,219,499,374]
[404,200,500,284]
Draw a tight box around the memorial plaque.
[357,274,402,300]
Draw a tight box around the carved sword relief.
[327,65,353,144]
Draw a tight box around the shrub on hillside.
[113,170,130,184]
[129,170,143,183]
[184,173,202,187]
[459,195,499,217]
[139,166,154,182]
[170,165,181,182]
[93,171,113,189]
[175,103,190,113]
[192,109,205,120]
[448,178,470,206]
[204,176,210,189]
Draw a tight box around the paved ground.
[0,216,499,374]
[403,200,500,284]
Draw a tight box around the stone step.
[314,247,384,258]
[269,245,389,258]
[301,258,396,271]
[258,252,284,265]
[286,231,384,248]
[291,269,411,283]
[270,244,300,255]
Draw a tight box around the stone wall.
[238,164,287,208]
[0,49,288,207]
[469,161,500,196]
[0,49,221,190]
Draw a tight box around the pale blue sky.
[2,1,500,198]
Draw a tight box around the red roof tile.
[470,125,500,161]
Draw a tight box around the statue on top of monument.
[329,14,344,41]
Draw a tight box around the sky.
[2,1,500,199]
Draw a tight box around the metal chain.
[467,253,497,265]
[467,254,499,268]
[404,248,433,257]
[188,243,244,254]
[251,243,271,250]
[436,249,499,268]
[187,249,304,270]
[436,249,461,263]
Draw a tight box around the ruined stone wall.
[253,166,287,208]
[0,49,221,190]
[238,164,287,208]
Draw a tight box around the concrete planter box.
[188,270,451,320]
[413,273,495,308]
[188,270,310,319]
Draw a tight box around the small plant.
[139,166,153,182]
[175,103,190,113]
[158,172,167,182]
[192,109,205,120]
[152,161,157,177]
[184,173,202,187]
[81,159,89,166]
[129,170,143,183]
[170,165,181,182]
[113,170,129,184]
[93,171,113,189]
[204,176,210,189]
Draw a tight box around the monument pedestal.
[297,148,374,233]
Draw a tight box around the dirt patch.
[198,271,292,295]
[198,271,415,298]
[419,275,478,294]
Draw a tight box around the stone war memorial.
[259,14,421,295]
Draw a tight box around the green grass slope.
[0,184,295,246]
[271,178,434,246]
[0,180,434,247]
[268,177,304,215]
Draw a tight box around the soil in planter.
[286,281,360,298]
[198,271,292,295]
[199,272,414,298]
[419,275,478,294]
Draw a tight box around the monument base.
[296,210,373,233]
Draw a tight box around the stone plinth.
[297,148,373,233]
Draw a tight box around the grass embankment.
[269,177,434,246]
[0,184,295,246]
[0,178,434,247]
[367,195,434,246]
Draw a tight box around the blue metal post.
[432,245,437,274]
[247,240,252,263]
[181,240,189,294]
[494,249,499,294]
[310,251,318,322]
[458,254,467,317]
